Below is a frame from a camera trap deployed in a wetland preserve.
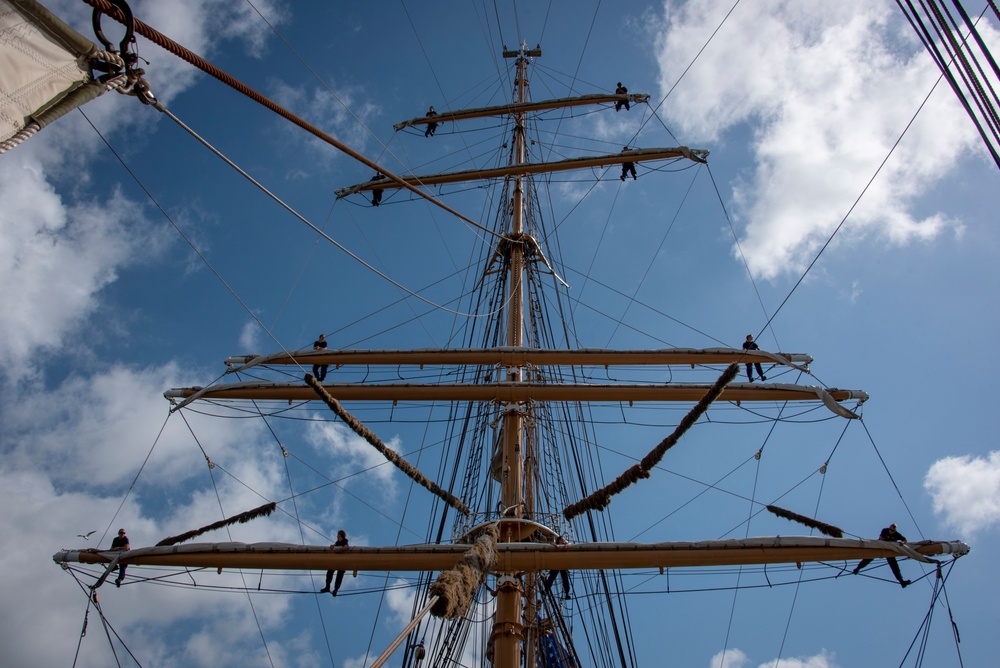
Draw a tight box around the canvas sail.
[0,0,113,149]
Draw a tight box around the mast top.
[503,42,541,58]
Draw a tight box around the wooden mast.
[491,44,537,668]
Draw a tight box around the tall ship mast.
[24,2,982,665]
[52,37,969,666]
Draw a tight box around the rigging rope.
[154,104,504,321]
[939,562,966,667]
[897,0,1000,169]
[81,398,171,548]
[601,164,702,348]
[705,162,781,350]
[80,0,501,240]
[242,396,345,668]
[175,410,277,668]
[859,418,925,539]
[68,569,143,667]
[76,108,319,411]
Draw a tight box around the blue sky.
[2,1,999,667]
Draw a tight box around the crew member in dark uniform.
[852,523,912,587]
[371,172,387,206]
[615,82,630,111]
[424,106,438,137]
[111,528,130,587]
[320,530,349,596]
[312,334,328,381]
[742,334,766,382]
[542,535,572,599]
[621,147,637,181]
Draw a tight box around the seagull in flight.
[76,530,96,540]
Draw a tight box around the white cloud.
[239,319,263,352]
[925,451,1000,536]
[2,362,270,487]
[0,4,332,666]
[124,0,288,103]
[710,649,838,668]
[711,647,750,668]
[0,154,167,381]
[307,420,401,490]
[267,79,382,166]
[0,455,300,667]
[765,651,838,668]
[653,0,981,279]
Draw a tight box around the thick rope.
[765,504,844,538]
[155,501,277,546]
[305,374,470,515]
[563,363,739,520]
[0,123,40,154]
[428,523,499,618]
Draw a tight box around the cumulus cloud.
[710,649,838,668]
[653,0,981,279]
[0,3,327,666]
[238,319,264,352]
[267,78,383,166]
[1,362,273,487]
[0,369,299,668]
[307,420,401,490]
[767,651,838,668]
[0,154,168,381]
[711,648,750,668]
[925,451,1000,536]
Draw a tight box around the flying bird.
[76,531,96,540]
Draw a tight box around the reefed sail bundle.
[0,0,120,151]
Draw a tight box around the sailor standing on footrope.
[320,530,349,596]
[312,334,329,381]
[852,523,912,588]
[615,82,630,111]
[742,334,766,382]
[111,528,130,587]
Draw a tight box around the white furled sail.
[0,0,120,152]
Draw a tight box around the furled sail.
[0,0,124,152]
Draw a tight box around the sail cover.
[0,0,105,147]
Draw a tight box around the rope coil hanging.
[428,523,500,618]
[765,504,844,538]
[155,501,277,546]
[306,374,470,515]
[563,363,739,520]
